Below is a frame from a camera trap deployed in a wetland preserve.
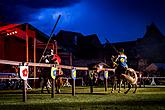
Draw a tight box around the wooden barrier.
[0,59,114,71]
[0,59,115,98]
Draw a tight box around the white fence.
[138,77,165,87]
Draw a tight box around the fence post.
[51,78,55,98]
[72,79,75,96]
[72,67,76,96]
[51,66,57,98]
[139,74,142,88]
[89,70,93,93]
[104,70,108,91]
[23,80,27,102]
[21,62,27,102]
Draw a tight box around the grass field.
[0,87,165,110]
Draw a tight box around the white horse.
[121,68,138,94]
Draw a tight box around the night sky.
[1,0,165,43]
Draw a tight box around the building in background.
[1,22,165,75]
[0,23,55,72]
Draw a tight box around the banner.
[104,71,108,79]
[20,66,29,80]
[51,67,57,79]
[89,70,94,79]
[71,68,76,80]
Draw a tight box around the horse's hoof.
[118,91,121,93]
[124,92,128,94]
[56,90,61,94]
[111,91,114,93]
[133,92,136,94]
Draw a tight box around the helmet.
[119,48,124,53]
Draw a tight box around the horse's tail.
[122,68,137,84]
[130,68,138,84]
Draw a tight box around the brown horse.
[40,67,64,94]
[55,67,64,93]
[41,52,64,94]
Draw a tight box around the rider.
[115,48,128,74]
[41,49,53,64]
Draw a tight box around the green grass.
[0,87,165,110]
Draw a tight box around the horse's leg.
[124,83,131,94]
[41,79,46,93]
[55,79,58,93]
[45,79,50,94]
[123,80,126,89]
[133,84,137,93]
[57,78,62,93]
[114,80,117,90]
[118,79,122,93]
[41,84,43,93]
[55,78,61,94]
[111,78,117,93]
[111,81,115,93]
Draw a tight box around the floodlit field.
[0,87,165,110]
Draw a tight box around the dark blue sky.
[1,0,165,43]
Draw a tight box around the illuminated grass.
[0,87,165,110]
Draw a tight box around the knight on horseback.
[41,49,63,94]
[111,48,138,94]
[111,48,128,93]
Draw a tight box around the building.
[53,30,103,66]
[1,22,165,73]
[0,23,56,74]
[111,23,165,71]
[54,23,165,71]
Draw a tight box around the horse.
[110,55,138,94]
[41,67,51,94]
[55,67,64,93]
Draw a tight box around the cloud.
[0,0,81,23]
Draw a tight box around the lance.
[39,15,61,63]
[104,36,119,54]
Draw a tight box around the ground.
[0,87,165,110]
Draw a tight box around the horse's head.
[111,55,118,68]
